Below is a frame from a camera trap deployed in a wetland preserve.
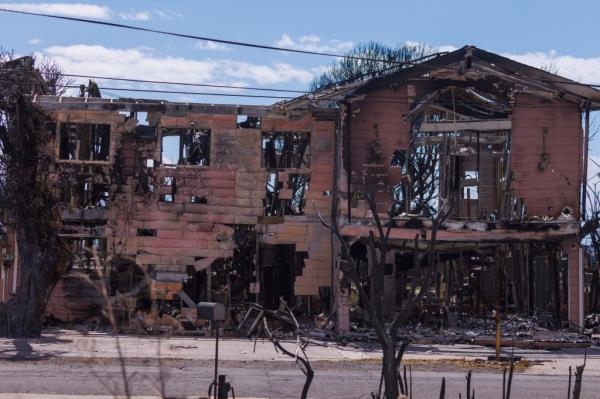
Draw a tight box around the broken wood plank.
[419,119,511,132]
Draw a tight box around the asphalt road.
[0,358,597,398]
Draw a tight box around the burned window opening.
[264,172,309,216]
[289,173,309,215]
[135,169,155,195]
[160,194,174,203]
[462,170,479,200]
[262,131,310,169]
[161,135,180,166]
[406,86,512,220]
[237,115,261,129]
[60,177,110,209]
[191,195,207,204]
[161,127,210,166]
[136,228,157,237]
[136,112,149,126]
[68,238,106,271]
[158,176,176,203]
[59,122,111,161]
[391,132,440,217]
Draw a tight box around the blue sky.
[1,1,600,158]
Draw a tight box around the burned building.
[0,45,599,329]
[0,96,336,324]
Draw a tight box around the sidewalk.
[0,396,258,399]
[0,329,598,376]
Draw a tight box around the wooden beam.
[31,95,303,118]
[419,119,511,132]
[415,135,507,146]
[340,222,579,242]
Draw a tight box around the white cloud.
[275,34,353,53]
[40,44,319,87]
[195,41,230,52]
[502,50,600,83]
[28,38,42,45]
[153,9,181,19]
[0,2,110,19]
[119,9,151,21]
[438,44,458,53]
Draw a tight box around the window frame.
[160,126,211,167]
[56,121,113,164]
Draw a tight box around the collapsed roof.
[280,45,600,111]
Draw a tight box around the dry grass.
[346,357,540,372]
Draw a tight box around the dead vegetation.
[0,52,72,337]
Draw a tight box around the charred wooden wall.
[511,93,583,217]
[345,87,411,214]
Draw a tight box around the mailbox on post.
[197,302,234,399]
[197,302,226,321]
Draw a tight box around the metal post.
[495,310,501,360]
[213,321,219,399]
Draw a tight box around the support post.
[582,104,590,220]
[495,310,501,360]
[346,102,352,223]
[12,233,18,294]
[563,239,583,327]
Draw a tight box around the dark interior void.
[60,177,110,208]
[259,244,297,309]
[264,172,310,216]
[348,241,570,327]
[184,226,257,305]
[261,131,310,169]
[109,256,151,312]
[59,122,111,161]
[183,266,209,303]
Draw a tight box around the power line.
[49,69,600,96]
[5,68,594,108]
[64,85,295,99]
[63,73,308,93]
[0,9,597,92]
[0,68,309,93]
[0,8,445,65]
[60,84,585,109]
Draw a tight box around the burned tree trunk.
[381,340,398,398]
[0,56,70,337]
[0,227,66,336]
[316,191,449,399]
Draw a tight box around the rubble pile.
[305,310,591,348]
[584,313,600,335]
